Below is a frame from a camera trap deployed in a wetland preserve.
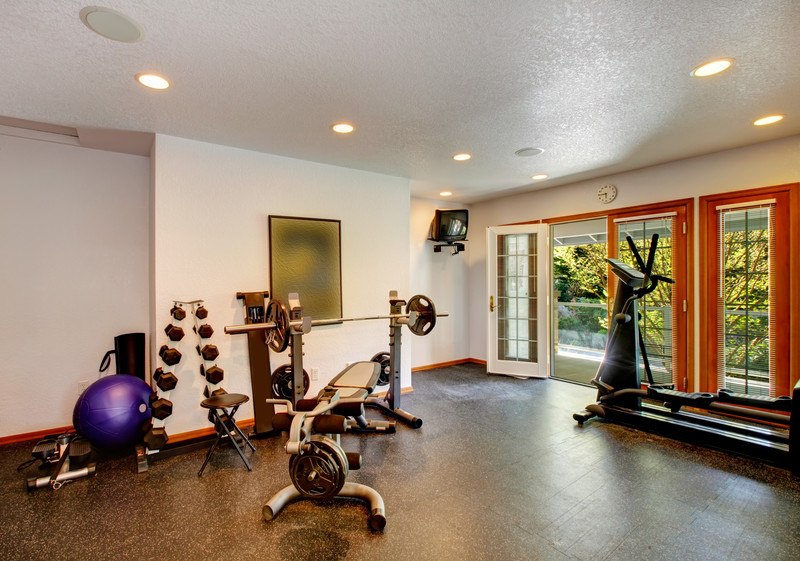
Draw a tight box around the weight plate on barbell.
[264,299,290,353]
[289,437,348,499]
[370,351,391,385]
[270,364,310,400]
[405,294,436,336]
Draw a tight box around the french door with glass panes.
[487,224,548,378]
[700,184,797,397]
[609,205,690,390]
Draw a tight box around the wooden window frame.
[699,183,800,395]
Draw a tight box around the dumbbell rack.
[136,299,225,473]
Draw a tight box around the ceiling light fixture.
[531,174,549,180]
[439,191,453,197]
[453,153,471,161]
[135,73,170,90]
[690,58,733,77]
[753,114,784,126]
[331,122,355,134]
[515,147,544,157]
[79,6,143,43]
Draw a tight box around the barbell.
[225,294,446,353]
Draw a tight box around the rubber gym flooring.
[1,363,799,561]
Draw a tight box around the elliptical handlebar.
[626,235,648,275]
[624,234,675,298]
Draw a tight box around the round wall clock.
[597,184,617,204]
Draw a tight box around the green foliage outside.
[553,243,608,349]
[721,218,771,388]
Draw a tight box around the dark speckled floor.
[2,363,799,561]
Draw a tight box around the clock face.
[597,184,617,204]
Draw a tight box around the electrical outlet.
[77,380,90,396]
[311,368,319,381]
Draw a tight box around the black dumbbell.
[153,368,179,392]
[170,306,186,321]
[159,345,182,366]
[164,324,185,341]
[151,398,173,420]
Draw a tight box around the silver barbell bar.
[224,311,448,335]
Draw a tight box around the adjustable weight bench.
[276,362,396,433]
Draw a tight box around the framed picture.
[268,215,342,321]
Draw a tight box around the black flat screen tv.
[428,209,468,242]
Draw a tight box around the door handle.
[489,295,494,312]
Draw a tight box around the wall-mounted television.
[428,209,468,243]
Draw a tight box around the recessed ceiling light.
[135,73,170,90]
[453,153,471,161]
[440,191,453,197]
[331,122,355,134]
[753,114,784,126]
[531,174,549,181]
[690,58,733,77]
[80,6,143,43]
[515,147,544,157]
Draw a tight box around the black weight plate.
[270,364,310,400]
[370,352,391,385]
[289,439,347,499]
[265,299,290,353]
[406,294,436,336]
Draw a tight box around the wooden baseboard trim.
[412,358,480,372]
[0,425,75,446]
[3,359,490,447]
[0,420,259,448]
[166,418,256,444]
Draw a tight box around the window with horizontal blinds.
[615,214,678,386]
[716,201,776,396]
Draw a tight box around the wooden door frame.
[699,183,799,394]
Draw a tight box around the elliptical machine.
[574,234,799,470]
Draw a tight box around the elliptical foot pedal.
[717,389,793,412]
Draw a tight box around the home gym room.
[1,2,799,560]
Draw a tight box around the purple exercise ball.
[73,375,152,450]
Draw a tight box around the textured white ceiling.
[1,1,798,202]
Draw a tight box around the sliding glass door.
[550,218,608,384]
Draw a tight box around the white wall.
[0,131,150,438]
[409,198,471,367]
[468,135,800,385]
[151,135,411,435]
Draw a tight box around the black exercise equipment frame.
[574,234,799,471]
[226,290,445,434]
